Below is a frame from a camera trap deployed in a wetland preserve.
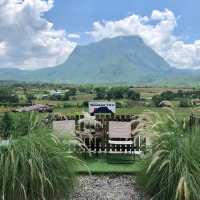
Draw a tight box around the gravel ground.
[71,175,148,200]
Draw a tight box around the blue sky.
[46,0,200,44]
[0,0,200,70]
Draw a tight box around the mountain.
[0,36,199,85]
[35,36,175,84]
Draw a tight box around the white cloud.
[0,42,7,56]
[68,33,80,39]
[89,9,200,69]
[0,0,76,70]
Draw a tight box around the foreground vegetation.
[77,155,142,174]
[0,113,80,200]
[139,110,200,200]
[1,82,200,199]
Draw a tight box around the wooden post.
[116,115,120,121]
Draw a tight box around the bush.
[25,93,36,103]
[68,88,77,96]
[0,131,79,200]
[0,113,80,199]
[94,87,107,100]
[0,112,13,139]
[127,90,140,100]
[138,110,200,200]
[0,112,45,139]
[107,87,128,99]
[152,95,163,107]
[63,103,73,108]
[116,101,123,108]
[179,99,191,107]
[82,101,88,107]
[49,94,63,101]
[152,91,176,107]
[160,90,175,100]
[0,88,19,103]
[13,112,45,137]
[63,92,70,101]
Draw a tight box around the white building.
[89,101,116,114]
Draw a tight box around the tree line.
[152,89,200,106]
[94,86,140,100]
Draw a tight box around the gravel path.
[71,175,148,200]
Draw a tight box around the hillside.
[0,36,199,85]
[35,36,175,84]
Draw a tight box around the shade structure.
[108,121,132,139]
[53,120,75,136]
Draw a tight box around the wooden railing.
[62,114,142,153]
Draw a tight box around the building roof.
[108,121,132,139]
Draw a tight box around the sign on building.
[89,101,116,114]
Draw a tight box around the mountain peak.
[49,35,172,84]
[100,35,143,42]
[0,35,188,85]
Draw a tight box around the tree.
[63,92,70,101]
[116,101,123,108]
[0,88,19,103]
[177,89,184,98]
[68,88,77,96]
[179,98,191,107]
[26,93,36,104]
[82,101,88,107]
[152,91,176,107]
[107,87,128,99]
[160,90,175,100]
[127,90,140,100]
[152,95,163,106]
[94,87,107,99]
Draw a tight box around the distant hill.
[0,36,199,86]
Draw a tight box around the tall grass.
[139,109,200,200]
[0,112,81,200]
[0,112,45,139]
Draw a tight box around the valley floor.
[71,175,148,200]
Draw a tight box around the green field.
[0,85,196,122]
[77,155,142,174]
[53,106,192,120]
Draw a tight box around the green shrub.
[0,131,79,200]
[127,90,140,100]
[116,101,123,108]
[0,88,19,103]
[68,88,77,96]
[0,112,13,139]
[152,90,176,107]
[82,101,88,107]
[179,99,191,107]
[63,102,73,108]
[152,95,163,107]
[0,112,46,139]
[139,110,200,200]
[0,112,81,200]
[160,90,175,100]
[63,92,70,101]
